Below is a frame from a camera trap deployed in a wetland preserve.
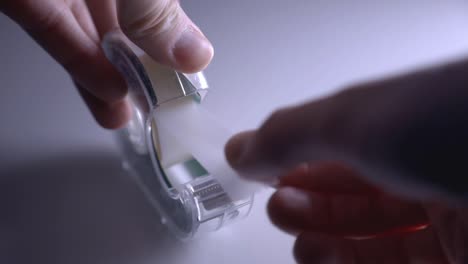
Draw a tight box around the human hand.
[268,162,466,263]
[225,58,468,263]
[1,0,213,128]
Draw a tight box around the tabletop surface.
[1,1,468,263]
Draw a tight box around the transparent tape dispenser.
[102,31,254,239]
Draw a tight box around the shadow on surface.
[0,149,182,264]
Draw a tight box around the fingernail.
[173,26,214,73]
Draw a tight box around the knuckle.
[258,107,292,141]
[265,107,291,125]
[120,0,182,40]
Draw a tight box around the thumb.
[116,0,213,73]
[225,58,468,200]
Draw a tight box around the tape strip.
[153,97,263,200]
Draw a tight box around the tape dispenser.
[102,31,254,239]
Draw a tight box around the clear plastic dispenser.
[102,31,254,239]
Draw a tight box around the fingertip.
[225,131,255,169]
[172,26,214,73]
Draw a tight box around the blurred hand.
[1,0,213,128]
[269,162,466,263]
[225,58,468,263]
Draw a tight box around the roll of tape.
[102,30,257,239]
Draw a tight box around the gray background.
[1,0,468,263]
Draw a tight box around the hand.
[225,58,468,263]
[269,162,466,263]
[1,0,214,128]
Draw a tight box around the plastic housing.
[102,31,254,239]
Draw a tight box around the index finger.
[116,0,214,73]
[279,161,380,195]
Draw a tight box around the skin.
[0,0,214,128]
[271,163,462,263]
[225,58,468,263]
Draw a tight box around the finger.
[2,1,127,104]
[75,82,131,129]
[279,162,380,195]
[225,58,468,200]
[267,187,428,237]
[70,0,99,41]
[116,0,214,73]
[294,229,448,264]
[85,0,118,38]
